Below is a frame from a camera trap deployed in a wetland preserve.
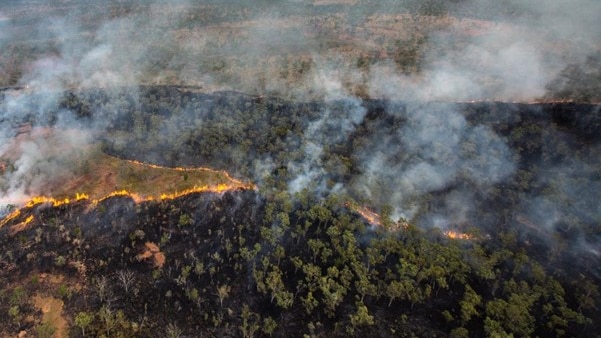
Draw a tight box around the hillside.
[1,1,601,337]
[0,88,600,337]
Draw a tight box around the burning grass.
[0,139,255,228]
[46,150,253,202]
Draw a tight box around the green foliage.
[74,311,94,337]
[240,304,260,338]
[10,286,27,306]
[460,284,481,323]
[8,305,21,328]
[178,214,192,228]
[35,322,56,338]
[57,284,72,300]
[349,301,374,328]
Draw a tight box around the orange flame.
[444,230,473,240]
[0,209,21,228]
[355,205,382,227]
[1,162,255,228]
[122,159,255,190]
[8,214,35,235]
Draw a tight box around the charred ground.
[0,87,600,337]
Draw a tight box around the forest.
[0,87,599,337]
[1,0,601,337]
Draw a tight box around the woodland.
[0,88,599,337]
[0,0,600,337]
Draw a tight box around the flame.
[0,209,21,228]
[354,205,382,227]
[8,214,35,235]
[122,159,255,189]
[444,230,473,240]
[23,192,91,208]
[344,202,382,226]
[19,183,248,211]
[1,160,255,228]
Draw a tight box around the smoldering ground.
[0,1,600,261]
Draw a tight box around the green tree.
[74,311,94,337]
[216,284,231,309]
[240,304,260,338]
[8,305,21,329]
[460,284,481,323]
[266,267,293,308]
[35,322,56,338]
[349,301,375,328]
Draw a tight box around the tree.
[216,284,231,309]
[35,322,56,338]
[8,305,21,330]
[74,311,93,337]
[165,323,183,338]
[94,276,113,304]
[99,305,116,337]
[265,267,293,308]
[240,304,260,338]
[385,280,407,307]
[460,284,481,323]
[263,317,277,336]
[116,269,136,294]
[349,301,374,328]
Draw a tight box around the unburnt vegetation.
[0,88,600,337]
[1,0,601,337]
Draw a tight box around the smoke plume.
[0,1,599,248]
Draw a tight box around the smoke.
[351,101,515,223]
[0,0,599,248]
[288,69,367,195]
[517,161,601,242]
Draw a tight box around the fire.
[159,184,230,200]
[444,230,473,240]
[354,205,382,227]
[1,183,251,228]
[0,158,256,229]
[20,183,248,210]
[344,202,382,226]
[6,214,34,235]
[23,192,91,208]
[122,159,255,190]
[0,209,21,228]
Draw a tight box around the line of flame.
[121,158,255,189]
[444,230,473,240]
[1,183,254,228]
[0,209,21,228]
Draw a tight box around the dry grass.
[46,150,238,201]
[33,294,67,338]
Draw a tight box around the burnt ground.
[0,88,601,337]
